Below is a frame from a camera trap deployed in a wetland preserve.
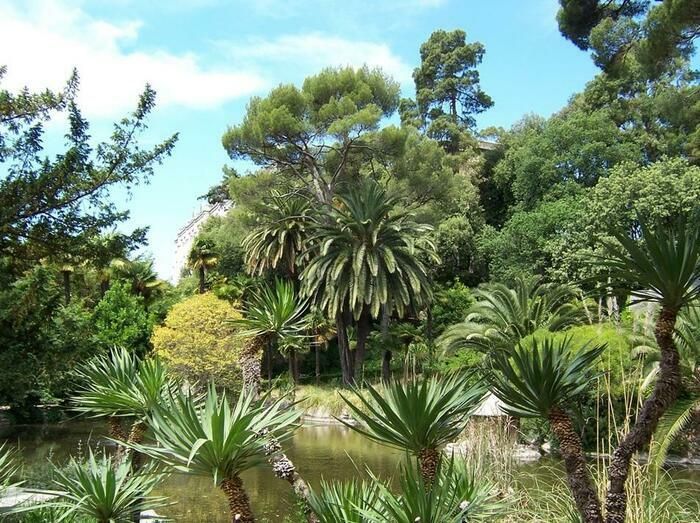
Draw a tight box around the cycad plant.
[439,278,584,355]
[366,458,505,523]
[130,385,299,523]
[188,238,218,294]
[490,336,605,523]
[49,451,168,523]
[231,278,307,395]
[339,374,485,485]
[301,179,438,385]
[592,220,700,523]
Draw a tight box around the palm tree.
[593,220,700,523]
[489,336,605,523]
[242,191,312,277]
[49,451,168,523]
[129,385,299,523]
[301,180,438,385]
[188,238,218,294]
[339,374,485,485]
[59,261,75,305]
[110,257,166,306]
[231,279,307,396]
[438,278,584,355]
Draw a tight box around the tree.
[188,238,218,294]
[131,385,299,523]
[92,282,152,356]
[340,374,485,485]
[110,258,166,306]
[557,0,699,78]
[490,337,606,522]
[151,293,243,389]
[223,66,400,205]
[410,30,493,152]
[593,220,700,522]
[232,279,307,394]
[300,180,438,385]
[0,67,177,262]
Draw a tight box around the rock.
[140,509,167,522]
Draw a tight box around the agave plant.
[307,478,383,523]
[340,374,485,485]
[72,348,177,451]
[591,219,700,523]
[490,336,605,523]
[129,384,300,522]
[366,458,506,523]
[49,451,168,523]
[438,278,584,355]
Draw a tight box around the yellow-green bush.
[151,293,243,388]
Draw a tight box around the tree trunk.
[107,417,127,466]
[604,306,681,523]
[62,271,71,305]
[127,419,148,523]
[336,314,354,387]
[382,351,392,384]
[381,305,392,383]
[288,348,299,384]
[417,447,440,486]
[266,339,273,387]
[240,337,264,399]
[353,308,371,382]
[198,266,206,294]
[315,342,321,385]
[220,476,255,522]
[548,407,602,523]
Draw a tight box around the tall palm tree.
[110,257,166,306]
[242,191,312,277]
[490,336,606,523]
[231,278,307,396]
[188,238,218,294]
[129,385,299,523]
[301,180,438,385]
[438,278,584,355]
[593,220,700,523]
[339,374,485,485]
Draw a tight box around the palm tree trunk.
[417,447,440,486]
[548,407,602,523]
[266,339,273,388]
[220,476,255,522]
[336,314,353,387]
[198,266,206,294]
[380,305,392,383]
[315,342,320,385]
[288,348,299,384]
[240,337,264,399]
[353,308,371,381]
[605,306,681,523]
[107,416,127,465]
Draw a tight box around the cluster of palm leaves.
[187,237,218,294]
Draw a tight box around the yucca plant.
[307,478,383,523]
[72,348,177,452]
[129,384,300,522]
[438,278,584,355]
[339,374,485,485]
[490,336,605,523]
[591,219,700,523]
[49,451,168,523]
[231,278,308,395]
[365,458,506,523]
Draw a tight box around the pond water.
[3,420,699,522]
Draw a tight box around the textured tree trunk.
[107,416,127,465]
[604,307,681,523]
[380,305,392,383]
[336,314,354,387]
[417,447,440,486]
[220,476,255,522]
[353,308,371,382]
[548,407,602,523]
[288,348,299,384]
[381,350,392,384]
[315,341,321,385]
[198,266,206,294]
[240,337,264,399]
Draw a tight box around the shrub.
[92,282,152,355]
[151,293,243,387]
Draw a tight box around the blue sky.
[1,0,600,280]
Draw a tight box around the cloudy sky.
[1,0,598,280]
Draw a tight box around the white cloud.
[0,0,265,117]
[223,33,413,86]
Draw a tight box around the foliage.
[92,282,152,356]
[339,374,485,455]
[49,451,168,523]
[109,258,167,306]
[188,237,218,293]
[429,280,474,337]
[151,293,243,388]
[490,336,605,418]
[307,478,381,523]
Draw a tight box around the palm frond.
[649,396,700,471]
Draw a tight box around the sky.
[0,0,600,280]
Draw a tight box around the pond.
[3,420,700,522]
